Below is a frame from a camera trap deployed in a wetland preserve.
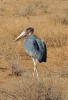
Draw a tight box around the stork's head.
[15,27,34,41]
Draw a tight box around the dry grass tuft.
[50,15,68,25]
[14,6,36,17]
[45,32,68,47]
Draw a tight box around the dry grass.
[0,0,68,100]
[0,75,68,100]
[45,32,68,47]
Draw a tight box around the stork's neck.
[25,33,34,40]
[27,32,34,36]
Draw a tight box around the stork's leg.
[32,58,39,81]
[32,58,37,77]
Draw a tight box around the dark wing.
[33,40,39,51]
[34,36,47,62]
[35,36,46,52]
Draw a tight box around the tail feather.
[38,43,47,63]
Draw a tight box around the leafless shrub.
[9,54,23,76]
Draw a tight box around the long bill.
[14,31,26,41]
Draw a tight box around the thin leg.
[32,58,35,77]
[32,58,39,81]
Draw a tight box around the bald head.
[26,27,34,34]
